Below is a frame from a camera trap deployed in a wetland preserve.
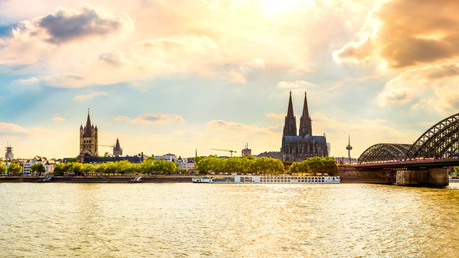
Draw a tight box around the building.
[241,143,252,157]
[186,158,196,172]
[334,157,357,165]
[5,142,13,160]
[22,160,32,175]
[155,153,177,162]
[79,111,99,162]
[280,92,328,160]
[176,156,187,170]
[113,138,123,156]
[258,92,329,162]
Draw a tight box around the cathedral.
[280,92,328,160]
[79,111,99,162]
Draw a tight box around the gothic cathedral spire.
[299,91,312,137]
[283,91,297,136]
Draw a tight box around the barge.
[192,175,340,184]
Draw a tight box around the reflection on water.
[1,183,459,257]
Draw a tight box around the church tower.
[299,92,313,137]
[79,110,99,162]
[282,92,297,136]
[113,138,123,156]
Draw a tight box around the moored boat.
[192,175,340,184]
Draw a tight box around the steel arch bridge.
[358,113,459,164]
[358,143,412,163]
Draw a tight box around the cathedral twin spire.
[282,91,312,137]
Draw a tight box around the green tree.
[0,164,7,174]
[8,163,22,175]
[104,152,109,157]
[68,157,78,163]
[31,163,46,176]
[53,163,66,175]
[83,164,96,174]
[321,157,338,175]
[305,157,324,174]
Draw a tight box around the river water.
[1,183,459,257]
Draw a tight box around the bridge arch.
[358,143,412,163]
[408,113,459,159]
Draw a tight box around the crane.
[99,145,115,149]
[211,149,237,157]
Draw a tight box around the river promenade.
[0,174,397,184]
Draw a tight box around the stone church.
[280,92,328,160]
[79,111,99,162]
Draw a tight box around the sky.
[1,0,458,159]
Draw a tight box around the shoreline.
[0,175,400,184]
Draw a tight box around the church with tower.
[79,111,99,162]
[280,92,328,159]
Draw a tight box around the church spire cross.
[286,91,294,118]
[299,91,312,137]
[83,110,93,137]
[282,92,297,136]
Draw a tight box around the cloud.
[0,4,134,66]
[53,117,65,122]
[0,122,31,136]
[13,3,134,45]
[74,91,108,101]
[38,35,221,87]
[266,112,285,119]
[376,63,459,112]
[277,80,315,89]
[130,113,185,125]
[207,119,283,136]
[334,0,459,69]
[377,88,412,107]
[113,116,130,122]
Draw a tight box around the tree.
[68,158,78,163]
[53,163,66,175]
[305,157,324,174]
[104,152,109,157]
[0,164,7,174]
[31,163,46,176]
[8,163,22,175]
[322,157,338,175]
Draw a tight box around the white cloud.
[53,117,65,122]
[130,113,185,125]
[207,119,282,135]
[277,80,315,89]
[266,112,285,119]
[74,91,108,101]
[113,116,131,122]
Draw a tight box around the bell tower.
[79,110,99,162]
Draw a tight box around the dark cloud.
[14,4,133,45]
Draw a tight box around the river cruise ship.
[192,175,340,184]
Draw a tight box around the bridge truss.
[358,113,459,164]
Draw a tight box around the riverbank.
[0,175,395,184]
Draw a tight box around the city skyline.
[1,0,458,159]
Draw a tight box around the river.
[1,183,459,257]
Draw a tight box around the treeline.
[53,158,177,175]
[196,155,285,174]
[289,157,338,175]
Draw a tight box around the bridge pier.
[396,168,449,187]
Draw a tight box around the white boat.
[192,175,340,184]
[192,176,214,183]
